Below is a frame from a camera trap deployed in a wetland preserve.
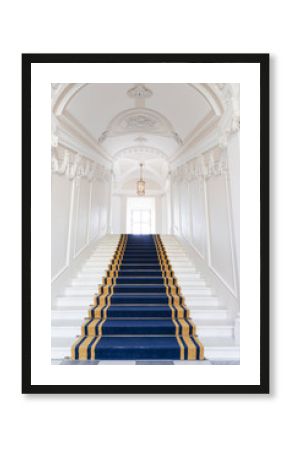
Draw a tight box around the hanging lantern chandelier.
[137,163,145,196]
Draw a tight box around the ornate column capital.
[51,147,111,182]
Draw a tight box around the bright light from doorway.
[126,197,156,234]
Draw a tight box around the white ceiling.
[66,83,211,143]
[63,83,213,193]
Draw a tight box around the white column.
[169,171,174,234]
[203,175,211,265]
[86,180,93,244]
[65,177,76,266]
[107,170,113,233]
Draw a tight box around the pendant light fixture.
[137,163,145,196]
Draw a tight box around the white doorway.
[126,197,156,234]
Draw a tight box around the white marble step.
[92,247,119,250]
[52,308,88,320]
[92,244,118,247]
[184,295,220,307]
[51,336,240,361]
[181,286,212,295]
[166,252,188,256]
[64,286,99,295]
[89,254,115,258]
[202,337,240,360]
[88,249,115,254]
[77,272,106,279]
[173,267,198,274]
[70,278,206,288]
[63,285,213,296]
[168,257,191,262]
[85,258,113,264]
[197,321,234,338]
[56,295,94,307]
[74,271,201,280]
[55,294,220,309]
[51,319,233,339]
[168,262,193,268]
[51,324,84,338]
[162,244,183,248]
[189,307,228,320]
[174,272,201,280]
[71,278,103,286]
[177,279,206,287]
[51,306,228,322]
[80,266,110,273]
[83,261,113,267]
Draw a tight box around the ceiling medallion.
[98,108,181,144]
[137,163,145,196]
[127,84,153,99]
[121,113,158,130]
[134,136,147,143]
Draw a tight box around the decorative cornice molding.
[134,136,147,143]
[127,84,153,99]
[218,84,240,135]
[58,111,112,163]
[114,146,168,161]
[51,147,111,182]
[98,107,182,145]
[172,146,228,182]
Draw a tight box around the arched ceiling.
[53,83,226,193]
[65,83,212,146]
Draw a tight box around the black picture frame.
[22,53,269,394]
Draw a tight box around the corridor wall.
[51,171,111,283]
[171,134,240,314]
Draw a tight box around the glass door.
[131,209,151,234]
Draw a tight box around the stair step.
[181,287,212,295]
[52,306,228,322]
[64,286,99,295]
[174,272,200,279]
[56,295,94,307]
[83,261,112,267]
[189,307,228,320]
[77,272,106,279]
[184,296,220,307]
[52,309,87,320]
[51,320,233,339]
[55,294,220,308]
[71,277,103,286]
[176,279,206,286]
[80,267,109,273]
[51,340,239,361]
[202,337,240,360]
[169,262,193,268]
[196,321,234,338]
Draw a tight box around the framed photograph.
[22,53,269,394]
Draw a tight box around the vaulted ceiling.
[53,83,226,194]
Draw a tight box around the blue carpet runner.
[71,234,204,360]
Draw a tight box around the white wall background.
[171,140,240,314]
[206,173,236,291]
[189,177,207,257]
[51,173,72,277]
[51,166,111,297]
[1,3,287,450]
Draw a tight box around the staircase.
[51,234,239,362]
